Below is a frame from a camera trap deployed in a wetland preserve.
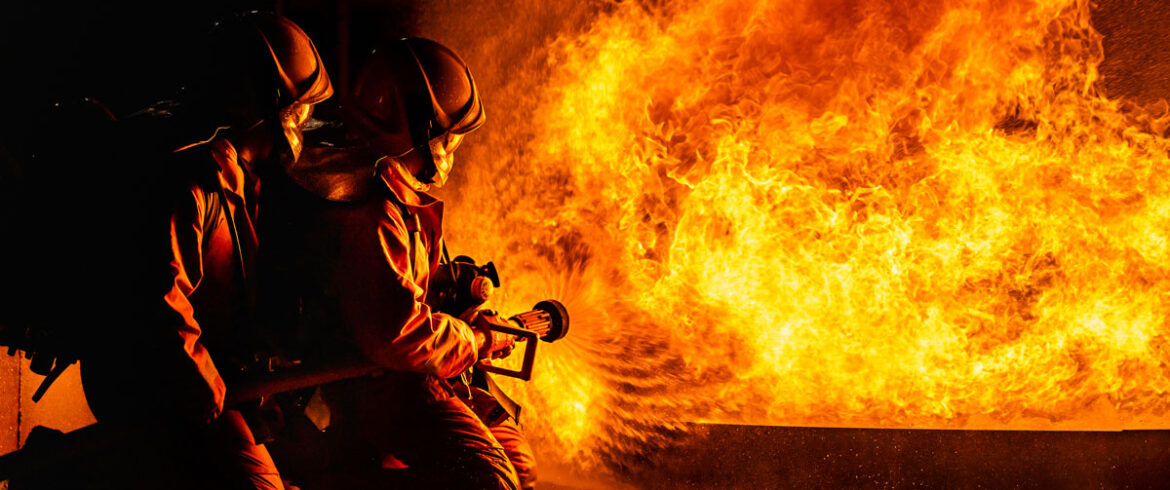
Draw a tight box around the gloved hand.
[469,310,517,362]
[0,324,79,402]
[0,323,75,375]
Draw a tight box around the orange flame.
[429,0,1170,471]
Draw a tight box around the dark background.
[0,0,421,154]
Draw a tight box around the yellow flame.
[430,0,1170,471]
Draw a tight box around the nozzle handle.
[478,323,539,381]
[479,300,570,381]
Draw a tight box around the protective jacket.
[57,125,285,489]
[79,134,261,425]
[261,144,525,489]
[262,145,478,378]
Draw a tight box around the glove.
[469,310,517,362]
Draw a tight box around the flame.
[428,0,1170,473]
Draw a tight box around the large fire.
[431,0,1170,473]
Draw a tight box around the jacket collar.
[377,161,440,210]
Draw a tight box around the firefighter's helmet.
[201,13,332,161]
[342,38,485,190]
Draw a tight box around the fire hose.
[0,299,569,483]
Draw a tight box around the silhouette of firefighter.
[257,38,537,489]
[2,13,332,490]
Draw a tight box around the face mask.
[386,131,465,192]
[424,132,464,188]
[279,102,314,162]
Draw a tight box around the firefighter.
[34,13,332,490]
[258,38,536,489]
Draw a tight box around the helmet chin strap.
[415,137,438,184]
[385,97,449,192]
[238,112,300,172]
